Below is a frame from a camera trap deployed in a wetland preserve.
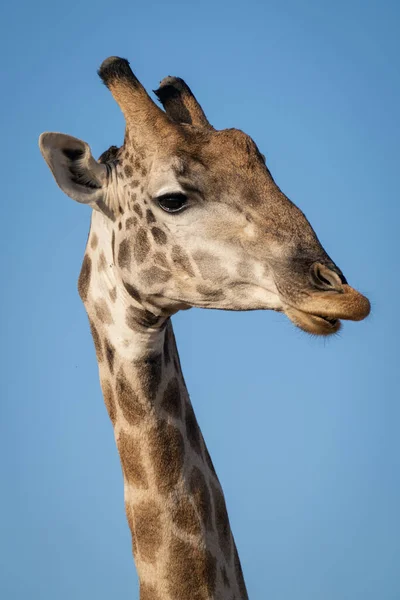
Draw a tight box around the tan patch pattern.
[149,420,184,495]
[141,266,171,285]
[193,251,224,280]
[140,583,161,600]
[185,403,202,455]
[78,254,91,301]
[171,494,202,536]
[133,203,143,218]
[90,233,98,250]
[211,482,232,561]
[101,379,116,425]
[136,353,162,400]
[94,300,113,325]
[105,339,115,374]
[98,251,107,272]
[166,535,217,600]
[118,430,148,488]
[118,238,131,269]
[151,227,167,245]
[134,228,150,263]
[116,369,146,425]
[161,377,182,418]
[89,318,103,361]
[189,467,213,531]
[125,502,138,556]
[134,500,163,563]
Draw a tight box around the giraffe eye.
[157,193,188,213]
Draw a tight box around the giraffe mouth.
[284,306,341,335]
[282,283,370,336]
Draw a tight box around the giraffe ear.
[39,132,109,213]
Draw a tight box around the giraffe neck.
[81,214,248,600]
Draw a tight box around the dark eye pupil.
[157,195,187,213]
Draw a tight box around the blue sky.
[1,1,399,598]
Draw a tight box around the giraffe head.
[40,57,370,335]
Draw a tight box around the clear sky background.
[1,1,399,598]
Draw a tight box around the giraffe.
[39,57,370,600]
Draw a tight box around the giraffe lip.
[284,306,341,335]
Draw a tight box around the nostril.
[317,272,333,287]
[311,262,344,292]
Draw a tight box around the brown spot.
[136,353,162,400]
[89,318,103,361]
[146,209,156,224]
[185,403,202,455]
[133,228,150,264]
[171,495,201,536]
[234,544,248,599]
[167,535,217,600]
[126,216,137,230]
[161,378,182,419]
[118,221,122,230]
[141,266,171,285]
[126,305,160,329]
[118,430,148,488]
[131,179,140,188]
[141,166,147,176]
[111,231,115,262]
[90,233,98,250]
[134,158,141,170]
[119,205,124,216]
[105,339,115,374]
[123,281,141,302]
[109,287,117,303]
[149,420,184,494]
[172,245,195,277]
[154,252,169,270]
[98,251,107,272]
[118,239,131,269]
[189,467,213,531]
[140,583,161,600]
[196,285,225,300]
[94,300,113,325]
[133,203,143,218]
[211,482,232,561]
[151,227,167,245]
[78,254,92,301]
[116,369,146,425]
[125,151,131,160]
[193,251,224,280]
[101,379,116,425]
[134,500,163,563]
[124,164,133,177]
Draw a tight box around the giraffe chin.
[284,307,342,335]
